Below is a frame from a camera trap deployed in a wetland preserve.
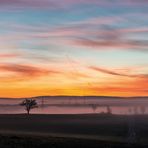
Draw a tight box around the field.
[0,114,147,147]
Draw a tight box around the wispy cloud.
[0,64,59,81]
[89,66,148,78]
[0,53,20,58]
[83,73,148,96]
[72,38,148,51]
[1,0,147,11]
[0,0,59,10]
[25,15,148,52]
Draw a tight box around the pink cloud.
[71,38,148,51]
[0,0,146,10]
[0,53,20,58]
[0,63,59,81]
[0,0,147,13]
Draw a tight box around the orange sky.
[0,64,148,98]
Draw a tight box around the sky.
[0,0,148,97]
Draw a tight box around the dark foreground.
[0,134,147,148]
[0,114,148,148]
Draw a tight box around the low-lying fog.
[0,96,147,114]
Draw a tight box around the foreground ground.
[0,114,147,147]
[0,134,147,148]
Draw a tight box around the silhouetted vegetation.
[106,105,112,114]
[140,106,146,115]
[20,99,38,115]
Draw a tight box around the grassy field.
[0,114,147,147]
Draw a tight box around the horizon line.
[0,95,148,99]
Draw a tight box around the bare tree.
[134,106,138,115]
[106,106,112,114]
[91,104,97,113]
[20,99,38,115]
[140,106,146,115]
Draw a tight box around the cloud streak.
[0,0,147,8]
[0,64,59,81]
[72,38,148,51]
[0,0,59,9]
[89,66,148,78]
[26,16,148,52]
[0,53,20,58]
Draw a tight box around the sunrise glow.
[0,0,148,97]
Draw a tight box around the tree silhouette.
[91,104,97,113]
[140,106,146,115]
[20,99,38,115]
[106,106,112,114]
[133,106,138,115]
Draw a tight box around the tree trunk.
[27,109,30,115]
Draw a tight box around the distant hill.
[0,96,148,100]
